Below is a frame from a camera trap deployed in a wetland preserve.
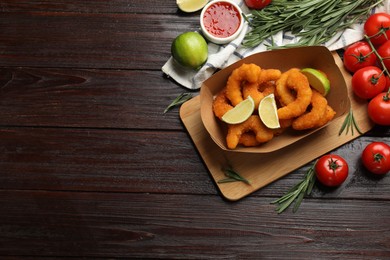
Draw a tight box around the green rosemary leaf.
[271,161,317,214]
[339,109,361,136]
[243,0,384,48]
[293,191,306,213]
[217,178,240,184]
[300,6,315,17]
[272,188,299,204]
[163,93,193,114]
[351,112,363,135]
[218,166,251,185]
[306,167,317,195]
[339,111,349,135]
[275,194,298,214]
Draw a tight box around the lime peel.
[301,68,331,96]
[171,31,208,70]
[176,0,208,13]
[258,94,280,129]
[222,96,255,124]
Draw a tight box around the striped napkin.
[162,0,390,90]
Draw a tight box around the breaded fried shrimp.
[313,105,336,128]
[226,63,262,106]
[212,89,233,120]
[243,81,276,109]
[239,133,260,147]
[292,90,328,130]
[258,69,281,85]
[275,68,300,106]
[226,115,274,149]
[211,65,337,149]
[277,70,312,120]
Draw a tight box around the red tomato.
[244,0,272,9]
[368,92,390,125]
[343,41,377,73]
[364,13,390,46]
[361,142,390,175]
[351,66,386,99]
[315,154,349,187]
[377,40,390,72]
[385,76,390,92]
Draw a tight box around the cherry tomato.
[368,92,390,125]
[244,0,272,9]
[315,154,349,187]
[351,66,386,99]
[364,13,390,46]
[343,41,377,73]
[377,40,390,72]
[361,142,390,175]
[385,76,390,92]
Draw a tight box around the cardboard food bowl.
[200,46,351,153]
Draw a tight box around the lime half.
[171,31,208,70]
[222,96,255,124]
[258,94,280,129]
[177,0,208,13]
[301,68,331,96]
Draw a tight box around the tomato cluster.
[315,142,390,187]
[343,13,390,126]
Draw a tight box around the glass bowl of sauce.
[200,0,244,45]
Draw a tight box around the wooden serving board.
[179,53,375,201]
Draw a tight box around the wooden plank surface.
[1,191,390,259]
[0,0,389,259]
[0,68,185,129]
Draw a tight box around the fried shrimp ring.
[243,69,280,107]
[312,105,336,128]
[292,90,328,130]
[272,119,293,136]
[242,81,275,109]
[277,69,312,120]
[212,89,233,120]
[258,69,281,85]
[226,63,261,106]
[239,133,261,147]
[226,115,274,149]
[275,68,300,106]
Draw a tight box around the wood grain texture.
[0,191,389,259]
[0,127,389,200]
[0,0,179,14]
[0,0,389,258]
[0,12,198,69]
[0,68,190,129]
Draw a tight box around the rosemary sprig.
[163,93,193,113]
[271,161,317,214]
[217,166,251,185]
[339,108,363,136]
[243,0,384,49]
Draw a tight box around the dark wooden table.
[1,1,389,259]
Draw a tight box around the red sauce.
[203,1,241,38]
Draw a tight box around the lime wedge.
[176,0,208,13]
[301,68,331,96]
[258,94,280,129]
[222,96,255,124]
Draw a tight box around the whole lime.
[171,31,208,70]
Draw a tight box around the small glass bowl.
[200,0,244,45]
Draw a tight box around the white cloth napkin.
[162,0,390,90]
